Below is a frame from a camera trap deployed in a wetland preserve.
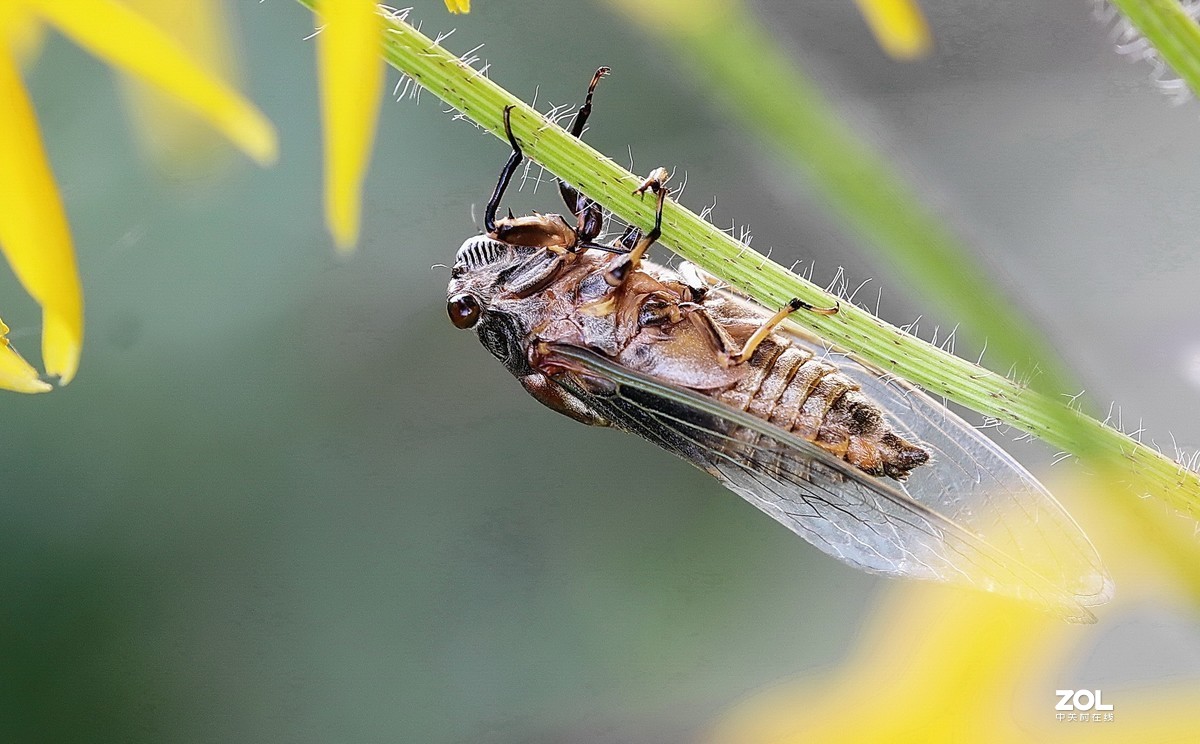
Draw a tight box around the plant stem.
[1110,0,1200,99]
[293,1,1200,518]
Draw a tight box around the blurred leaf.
[600,1,1200,537]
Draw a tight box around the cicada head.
[446,234,553,377]
[446,234,512,330]
[447,225,577,312]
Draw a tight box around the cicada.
[446,69,1112,621]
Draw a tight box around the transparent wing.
[544,343,1111,623]
[783,328,1113,600]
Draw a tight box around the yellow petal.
[851,0,932,60]
[315,0,384,252]
[444,0,471,13]
[0,319,52,393]
[709,587,1066,743]
[115,0,242,174]
[0,45,84,384]
[0,3,45,66]
[32,0,277,166]
[708,491,1200,744]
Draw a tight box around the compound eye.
[447,293,481,329]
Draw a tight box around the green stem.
[1110,0,1200,99]
[294,1,1200,518]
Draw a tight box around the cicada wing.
[758,324,1113,611]
[697,282,1112,610]
[544,343,1108,623]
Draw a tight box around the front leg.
[484,106,523,234]
[484,107,580,254]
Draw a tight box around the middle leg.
[559,67,609,243]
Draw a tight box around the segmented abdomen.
[715,339,929,479]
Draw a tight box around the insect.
[446,69,1112,621]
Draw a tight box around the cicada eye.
[447,293,482,329]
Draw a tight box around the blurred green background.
[2,1,1199,742]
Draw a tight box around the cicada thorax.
[711,335,929,480]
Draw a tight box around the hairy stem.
[1109,0,1200,99]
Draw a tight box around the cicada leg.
[559,67,609,244]
[485,108,579,254]
[613,224,641,253]
[572,224,638,257]
[719,298,839,366]
[484,105,522,234]
[603,167,670,287]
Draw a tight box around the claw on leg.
[633,167,670,197]
[571,66,610,138]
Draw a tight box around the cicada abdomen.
[714,336,930,480]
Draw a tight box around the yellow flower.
[705,484,1200,743]
[0,320,51,394]
[852,0,931,60]
[313,0,384,253]
[116,1,247,173]
[0,0,276,390]
[309,0,475,252]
